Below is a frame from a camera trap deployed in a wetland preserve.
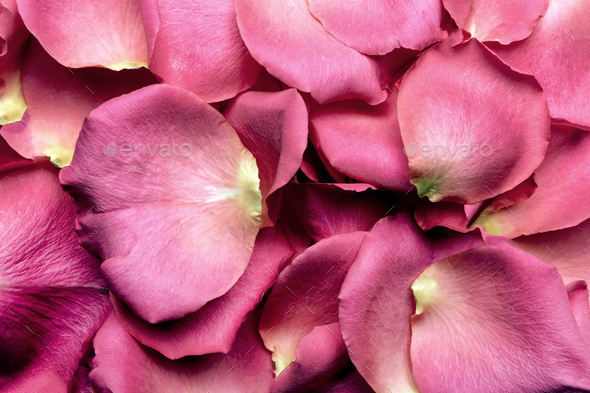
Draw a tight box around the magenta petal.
[476,125,590,237]
[309,88,411,191]
[1,39,157,167]
[89,309,273,393]
[111,224,296,359]
[410,240,590,392]
[286,183,396,242]
[15,0,147,69]
[224,88,308,204]
[139,0,263,102]
[308,0,444,55]
[0,164,110,392]
[260,231,365,375]
[488,0,590,129]
[398,39,550,203]
[60,84,263,323]
[442,0,549,44]
[567,281,590,349]
[339,214,483,392]
[234,0,387,105]
[271,323,349,393]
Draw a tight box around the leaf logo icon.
[104,142,117,157]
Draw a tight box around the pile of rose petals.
[1,0,590,391]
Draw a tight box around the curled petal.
[398,39,550,203]
[60,84,262,323]
[234,0,387,105]
[16,0,147,69]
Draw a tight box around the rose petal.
[111,223,296,359]
[260,231,365,375]
[567,281,590,349]
[89,309,273,393]
[309,87,411,191]
[475,125,590,237]
[234,0,387,105]
[410,240,590,392]
[60,84,262,323]
[442,0,549,44]
[339,213,484,393]
[1,39,157,167]
[139,0,263,102]
[16,0,147,69]
[308,0,445,55]
[398,39,550,204]
[488,0,590,129]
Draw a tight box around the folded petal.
[339,213,484,393]
[442,0,549,44]
[1,164,110,392]
[0,39,157,167]
[111,223,296,359]
[234,0,387,105]
[90,309,273,393]
[286,183,396,241]
[410,240,590,392]
[309,88,411,191]
[260,231,365,375]
[224,88,308,224]
[488,0,590,129]
[60,84,263,323]
[0,0,28,125]
[475,125,590,237]
[567,281,590,349]
[271,322,349,393]
[398,39,550,203]
[140,0,263,102]
[15,0,147,69]
[308,0,445,55]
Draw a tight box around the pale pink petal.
[442,0,549,44]
[1,164,110,392]
[89,310,273,393]
[111,224,296,359]
[139,0,263,102]
[260,232,365,375]
[475,125,590,237]
[309,87,411,191]
[308,0,445,55]
[234,0,387,105]
[339,214,483,393]
[1,39,157,167]
[60,84,263,323]
[271,323,349,392]
[398,39,550,204]
[488,0,590,129]
[410,240,590,392]
[0,0,28,125]
[286,183,396,241]
[16,0,147,69]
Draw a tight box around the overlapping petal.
[307,0,445,55]
[60,84,263,323]
[1,39,157,167]
[0,160,110,392]
[90,309,273,393]
[234,0,387,105]
[488,0,590,129]
[140,0,263,102]
[309,87,411,191]
[442,0,549,44]
[111,223,296,359]
[398,39,550,203]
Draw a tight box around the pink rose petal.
[398,39,550,204]
[60,84,263,323]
